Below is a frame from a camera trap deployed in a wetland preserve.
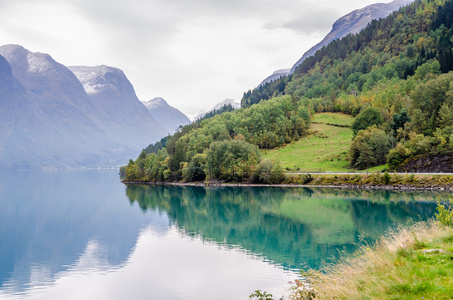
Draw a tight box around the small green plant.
[436,199,453,228]
[301,174,314,184]
[249,290,274,300]
[383,171,391,184]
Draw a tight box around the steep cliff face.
[0,48,93,169]
[69,65,167,146]
[0,54,39,134]
[397,154,453,173]
[0,54,52,169]
[0,45,167,169]
[142,97,191,134]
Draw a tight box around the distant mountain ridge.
[0,45,168,169]
[191,99,240,121]
[143,97,191,134]
[259,0,415,86]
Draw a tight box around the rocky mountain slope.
[260,0,415,86]
[0,45,167,169]
[69,65,166,146]
[142,97,191,134]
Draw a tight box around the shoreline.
[122,180,453,192]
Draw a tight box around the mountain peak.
[69,65,127,95]
[0,44,58,77]
[143,97,168,110]
[143,97,191,134]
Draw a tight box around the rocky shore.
[123,177,453,191]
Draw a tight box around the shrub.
[383,171,391,184]
[253,159,285,184]
[249,290,273,300]
[301,174,314,184]
[436,199,453,228]
[349,126,391,170]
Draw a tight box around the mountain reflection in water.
[0,170,442,299]
[126,185,439,270]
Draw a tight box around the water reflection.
[126,185,440,269]
[0,170,165,294]
[0,170,443,299]
[0,170,297,299]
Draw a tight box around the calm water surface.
[0,170,442,299]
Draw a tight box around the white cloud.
[0,0,392,115]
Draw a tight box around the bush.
[349,126,391,169]
[249,290,273,300]
[383,171,391,184]
[436,199,453,228]
[301,174,314,184]
[253,159,285,184]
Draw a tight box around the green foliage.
[195,103,237,122]
[183,153,207,182]
[143,135,169,154]
[242,75,292,107]
[242,0,453,111]
[252,159,286,184]
[125,95,311,182]
[387,126,453,169]
[390,108,411,137]
[436,199,453,227]
[383,171,391,184]
[249,290,274,300]
[411,72,453,134]
[352,107,384,138]
[129,0,453,178]
[413,59,441,80]
[301,174,314,184]
[349,126,392,170]
[206,139,261,182]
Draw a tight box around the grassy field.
[262,113,354,172]
[300,220,453,299]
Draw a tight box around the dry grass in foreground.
[304,220,453,299]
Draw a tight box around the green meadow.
[262,113,354,172]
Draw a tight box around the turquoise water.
[0,170,441,299]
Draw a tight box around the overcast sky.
[0,0,392,116]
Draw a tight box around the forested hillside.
[123,95,310,182]
[124,0,453,182]
[242,0,453,171]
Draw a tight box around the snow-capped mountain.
[0,45,167,169]
[69,65,166,144]
[142,97,191,134]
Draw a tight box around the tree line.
[123,95,310,182]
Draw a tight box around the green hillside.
[262,113,353,172]
[123,0,453,183]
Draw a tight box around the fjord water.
[0,170,440,299]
